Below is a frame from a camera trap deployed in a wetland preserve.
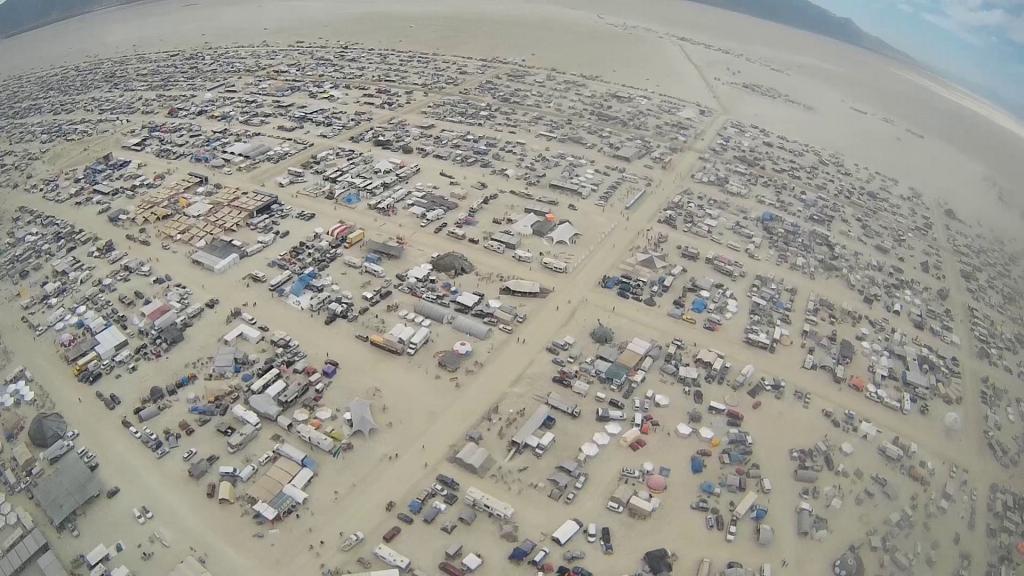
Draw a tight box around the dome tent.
[28,412,68,448]
[590,323,614,344]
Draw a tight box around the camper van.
[484,241,505,254]
[249,270,267,283]
[512,250,533,263]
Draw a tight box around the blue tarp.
[290,271,318,296]
[751,506,768,521]
[700,481,717,494]
[408,500,423,514]
[691,298,708,313]
[691,455,704,474]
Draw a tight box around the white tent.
[604,422,622,435]
[675,423,694,437]
[698,426,715,442]
[580,442,599,457]
[592,432,610,446]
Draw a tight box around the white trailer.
[373,544,410,571]
[551,519,582,546]
[406,327,431,356]
[231,404,261,428]
[733,491,758,520]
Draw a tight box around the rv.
[484,240,505,254]
[362,262,385,278]
[465,487,515,520]
[512,250,533,263]
[542,258,567,273]
[344,229,365,248]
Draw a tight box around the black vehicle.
[435,474,460,491]
[600,527,613,554]
[324,315,337,325]
[106,486,120,498]
[609,398,625,409]
[396,512,414,525]
[109,393,121,405]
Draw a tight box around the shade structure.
[592,432,610,446]
[314,408,333,420]
[641,461,655,473]
[654,394,670,407]
[453,341,473,355]
[698,426,715,442]
[645,474,668,493]
[676,423,693,437]
[604,422,623,435]
[292,408,310,421]
[28,412,68,448]
[580,442,599,457]
[349,398,378,435]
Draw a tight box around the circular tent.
[28,412,68,448]
[646,474,668,494]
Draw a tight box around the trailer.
[733,491,758,520]
[373,544,410,571]
[138,405,162,422]
[545,392,581,418]
[464,487,515,520]
[370,335,404,355]
[550,519,582,546]
[406,327,431,356]
[249,368,279,393]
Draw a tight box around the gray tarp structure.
[0,528,49,576]
[31,456,101,526]
[591,324,614,344]
[35,548,70,576]
[455,441,493,475]
[149,386,166,402]
[28,413,67,448]
[349,398,377,435]
[414,300,454,324]
[431,252,475,277]
[364,240,404,259]
[452,316,492,340]
[248,393,283,419]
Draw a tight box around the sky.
[812,0,1024,117]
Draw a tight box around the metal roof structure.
[31,456,101,526]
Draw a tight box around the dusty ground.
[0,1,1021,575]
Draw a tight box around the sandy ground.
[0,1,1021,575]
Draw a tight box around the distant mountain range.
[0,0,140,38]
[687,0,917,64]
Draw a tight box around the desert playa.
[0,1,1021,576]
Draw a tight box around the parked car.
[606,501,624,513]
[383,526,401,543]
[132,508,146,524]
[182,448,197,461]
[141,505,153,519]
[105,486,120,499]
[397,513,414,525]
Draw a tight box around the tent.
[28,413,68,448]
[349,399,378,435]
[691,298,708,313]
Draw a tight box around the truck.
[370,334,404,355]
[878,441,905,461]
[546,392,581,418]
[550,519,582,546]
[41,440,74,464]
[542,257,567,273]
[406,327,431,356]
[344,229,365,248]
[696,558,712,576]
[735,364,755,387]
[732,491,758,520]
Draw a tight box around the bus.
[249,368,279,393]
[707,401,727,414]
[268,271,293,291]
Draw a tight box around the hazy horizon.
[811,0,1024,120]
